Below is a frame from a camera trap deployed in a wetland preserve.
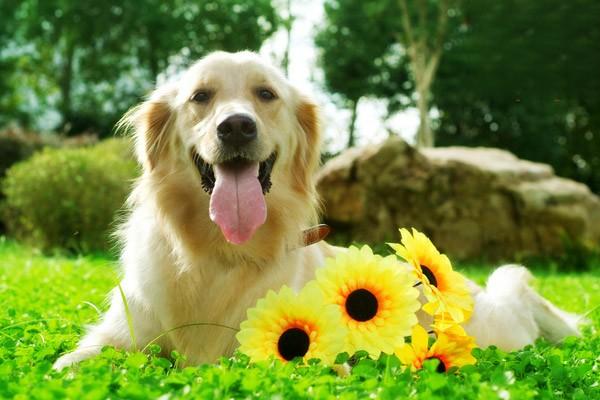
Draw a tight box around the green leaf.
[125,352,147,369]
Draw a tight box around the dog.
[53,51,581,370]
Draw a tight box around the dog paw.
[52,349,97,371]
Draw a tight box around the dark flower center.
[437,361,447,373]
[421,265,438,287]
[428,356,447,373]
[345,288,379,322]
[278,328,310,361]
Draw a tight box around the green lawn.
[1,238,598,399]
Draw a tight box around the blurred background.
[1,0,599,267]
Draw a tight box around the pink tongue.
[209,162,267,244]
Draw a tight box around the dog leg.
[53,284,162,371]
[464,265,581,351]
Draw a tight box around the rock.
[316,137,600,261]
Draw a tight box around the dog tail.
[464,265,582,351]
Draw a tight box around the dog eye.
[257,88,277,101]
[191,90,212,103]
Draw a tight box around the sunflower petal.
[236,284,346,365]
[314,244,420,358]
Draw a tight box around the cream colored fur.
[53,51,581,371]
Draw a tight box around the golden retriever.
[53,51,580,370]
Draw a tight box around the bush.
[0,130,48,233]
[90,137,137,161]
[0,130,47,178]
[0,129,100,234]
[1,138,139,252]
[0,129,100,178]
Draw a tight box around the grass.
[0,237,599,399]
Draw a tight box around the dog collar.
[302,224,331,247]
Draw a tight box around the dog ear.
[293,96,321,196]
[120,84,176,170]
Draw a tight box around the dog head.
[123,51,321,251]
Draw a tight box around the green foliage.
[0,129,100,233]
[90,137,137,162]
[315,0,411,146]
[315,0,600,190]
[0,130,52,233]
[1,139,138,252]
[315,0,465,147]
[316,1,400,104]
[557,236,600,272]
[1,0,279,135]
[516,235,600,274]
[434,0,600,193]
[0,130,45,180]
[0,130,100,181]
[0,240,598,399]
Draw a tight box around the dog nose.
[217,114,257,146]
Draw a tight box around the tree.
[315,0,407,148]
[316,0,458,148]
[434,0,600,192]
[0,1,28,127]
[1,0,279,135]
[279,0,294,76]
[396,0,458,147]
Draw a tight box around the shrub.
[0,130,100,234]
[558,234,600,272]
[1,138,139,252]
[0,134,36,178]
[0,129,99,179]
[0,130,48,233]
[90,137,137,161]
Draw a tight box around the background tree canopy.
[315,0,600,193]
[434,0,600,194]
[1,0,599,193]
[315,0,408,148]
[0,0,278,135]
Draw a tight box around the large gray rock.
[316,137,600,261]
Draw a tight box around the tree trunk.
[148,49,159,81]
[147,30,159,80]
[59,38,76,132]
[347,99,359,148]
[415,85,434,147]
[282,0,292,76]
[397,0,449,148]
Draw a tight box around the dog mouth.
[191,151,277,245]
[192,152,277,195]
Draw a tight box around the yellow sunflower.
[388,228,473,324]
[433,322,473,345]
[397,324,477,372]
[432,310,473,333]
[314,245,420,357]
[236,284,345,365]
